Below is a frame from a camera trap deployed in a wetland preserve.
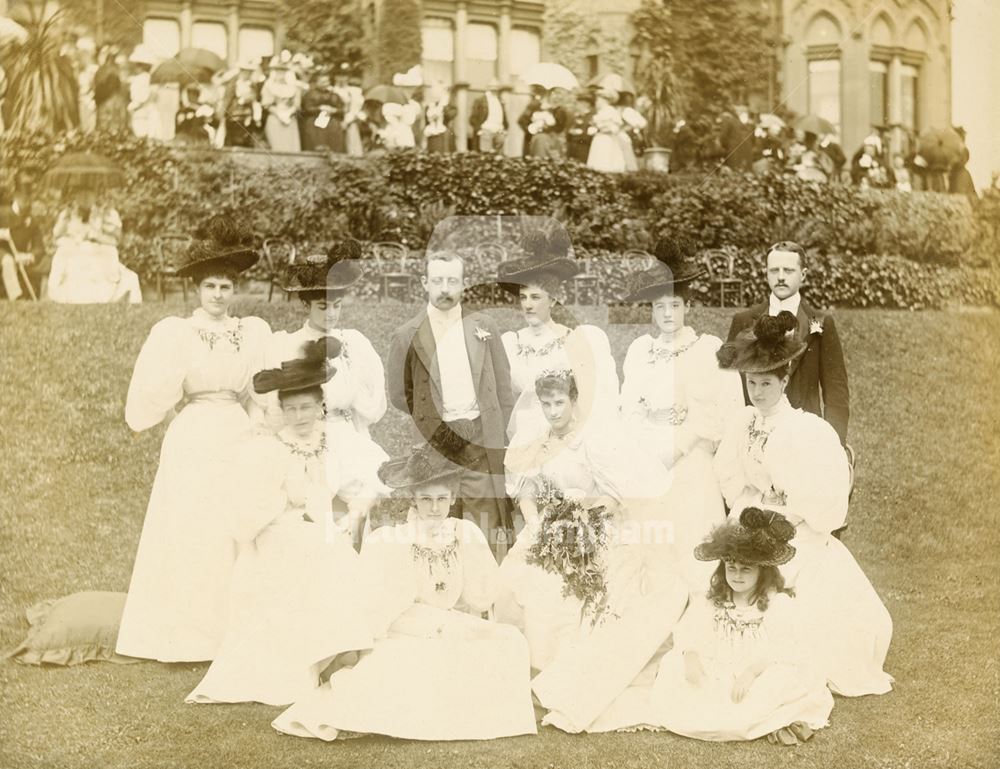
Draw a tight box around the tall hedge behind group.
[5,131,999,310]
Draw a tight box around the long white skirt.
[116,402,246,661]
[587,134,626,173]
[272,604,537,741]
[48,240,141,304]
[186,522,374,706]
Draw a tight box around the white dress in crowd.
[47,206,142,304]
[261,74,302,152]
[186,425,374,706]
[649,593,834,741]
[714,397,894,696]
[268,323,389,516]
[272,517,537,741]
[117,310,271,661]
[587,103,627,173]
[128,70,161,140]
[501,323,620,446]
[621,327,744,592]
[496,421,687,732]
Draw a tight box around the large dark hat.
[252,337,341,394]
[497,229,580,291]
[716,311,807,373]
[378,423,466,490]
[284,238,365,294]
[621,237,705,302]
[176,215,260,278]
[694,507,797,566]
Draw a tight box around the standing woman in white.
[268,241,389,545]
[117,216,272,662]
[620,238,744,592]
[498,228,620,448]
[714,312,893,697]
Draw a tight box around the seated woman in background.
[714,312,893,697]
[272,426,536,742]
[187,338,373,707]
[47,186,141,304]
[650,508,834,744]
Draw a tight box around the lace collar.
[277,425,327,459]
[648,327,698,362]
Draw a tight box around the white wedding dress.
[714,397,894,697]
[186,425,374,705]
[620,328,744,593]
[272,518,537,741]
[117,310,271,661]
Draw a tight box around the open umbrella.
[795,114,835,136]
[363,84,408,105]
[520,62,579,91]
[587,73,635,95]
[917,127,964,169]
[151,47,224,86]
[43,152,124,191]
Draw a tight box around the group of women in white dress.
[116,216,893,747]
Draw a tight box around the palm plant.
[630,0,681,148]
[1,5,80,135]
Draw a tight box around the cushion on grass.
[6,591,140,666]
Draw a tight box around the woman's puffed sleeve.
[359,525,417,637]
[344,330,387,426]
[125,317,190,432]
[238,316,274,425]
[713,407,755,508]
[228,438,288,544]
[619,336,649,428]
[687,336,745,444]
[455,520,499,614]
[503,438,544,498]
[758,593,806,665]
[567,325,620,428]
[766,413,849,533]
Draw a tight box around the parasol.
[520,62,579,91]
[917,127,964,169]
[794,114,835,136]
[43,152,124,191]
[363,84,408,105]
[151,47,224,86]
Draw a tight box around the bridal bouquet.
[525,475,615,624]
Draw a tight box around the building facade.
[140,1,281,66]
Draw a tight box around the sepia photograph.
[1,0,998,767]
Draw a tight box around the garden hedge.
[3,129,998,309]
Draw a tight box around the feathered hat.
[716,311,807,373]
[176,215,259,277]
[694,507,796,566]
[252,337,341,394]
[497,229,580,292]
[283,238,365,295]
[377,422,466,490]
[621,236,705,302]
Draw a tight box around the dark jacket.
[469,93,509,133]
[387,306,515,501]
[727,298,850,445]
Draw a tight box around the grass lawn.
[1,297,998,769]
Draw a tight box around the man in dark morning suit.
[387,251,516,560]
[727,241,850,446]
[469,79,509,153]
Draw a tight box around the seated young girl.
[186,338,373,706]
[270,428,537,742]
[650,508,834,744]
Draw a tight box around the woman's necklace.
[280,429,327,460]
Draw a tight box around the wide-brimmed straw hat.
[716,311,807,373]
[176,215,259,278]
[694,507,797,566]
[284,238,365,295]
[378,423,466,491]
[621,237,705,302]
[252,337,341,394]
[497,229,579,292]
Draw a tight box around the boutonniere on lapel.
[474,326,491,342]
[809,317,824,336]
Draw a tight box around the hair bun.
[740,506,795,543]
[194,214,253,248]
